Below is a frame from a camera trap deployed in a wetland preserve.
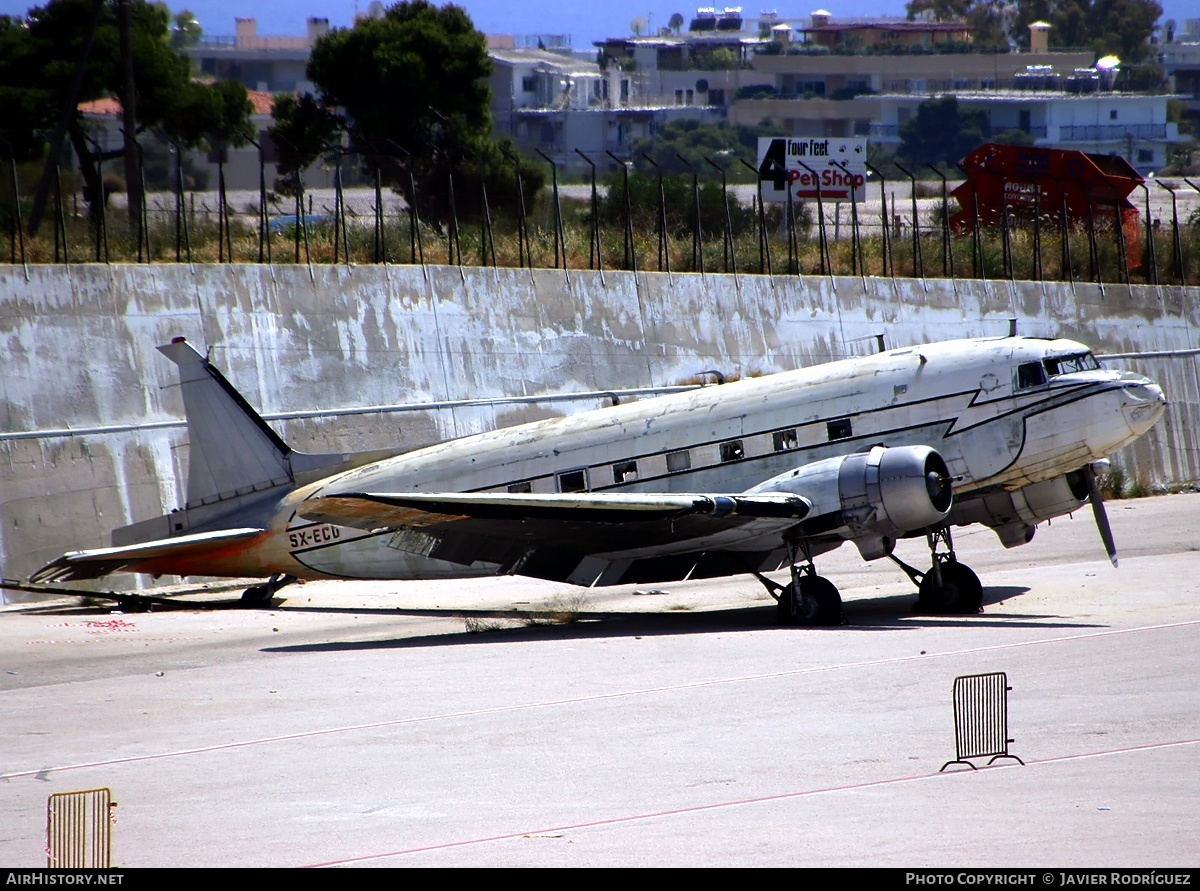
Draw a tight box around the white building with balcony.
[489,47,721,170]
[870,90,1184,173]
[1160,19,1200,134]
[185,17,328,94]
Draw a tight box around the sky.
[0,0,1192,52]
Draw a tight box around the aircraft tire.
[239,584,273,608]
[777,576,843,626]
[918,560,983,614]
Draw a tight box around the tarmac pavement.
[1,492,1198,867]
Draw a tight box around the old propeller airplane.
[30,333,1165,624]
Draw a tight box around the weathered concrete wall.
[2,262,1197,585]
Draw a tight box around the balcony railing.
[870,123,1047,139]
[1059,123,1167,140]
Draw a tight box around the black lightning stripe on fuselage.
[285,379,1117,567]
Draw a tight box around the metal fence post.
[675,153,703,274]
[895,162,923,279]
[866,162,892,279]
[796,159,829,276]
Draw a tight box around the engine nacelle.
[949,471,1089,549]
[748,445,953,560]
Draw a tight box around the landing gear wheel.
[240,584,274,608]
[918,560,983,615]
[239,573,297,608]
[777,575,843,626]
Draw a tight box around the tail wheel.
[239,584,273,608]
[239,574,297,609]
[918,559,983,614]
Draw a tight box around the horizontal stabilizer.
[300,491,812,531]
[30,528,266,584]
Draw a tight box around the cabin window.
[827,418,853,441]
[507,481,532,494]
[719,440,744,462]
[613,460,638,483]
[1017,361,1047,389]
[556,468,588,493]
[773,428,798,451]
[666,449,691,473]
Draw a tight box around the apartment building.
[184,17,328,94]
[490,46,720,170]
[1161,19,1200,134]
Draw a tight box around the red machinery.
[950,143,1144,268]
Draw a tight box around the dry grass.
[6,204,1195,287]
[520,591,590,626]
[462,614,522,634]
[460,591,590,633]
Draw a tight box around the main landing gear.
[240,573,297,607]
[889,526,983,615]
[754,537,845,627]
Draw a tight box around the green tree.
[169,8,201,51]
[991,128,1035,146]
[302,0,534,226]
[52,0,192,223]
[908,0,1161,61]
[897,96,987,167]
[161,79,253,157]
[1,0,247,229]
[695,47,741,70]
[0,14,54,164]
[964,0,1012,50]
[267,92,343,195]
[904,0,972,21]
[629,119,780,183]
[600,171,765,238]
[1080,0,1161,62]
[907,0,1009,50]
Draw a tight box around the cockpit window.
[1019,352,1099,389]
[1043,352,1099,376]
[1017,361,1047,389]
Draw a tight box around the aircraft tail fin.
[158,338,294,508]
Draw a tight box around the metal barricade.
[941,672,1024,771]
[47,787,115,868]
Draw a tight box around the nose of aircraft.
[1120,379,1167,436]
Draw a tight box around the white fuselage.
[208,337,1164,581]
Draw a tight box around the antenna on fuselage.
[1009,318,1018,337]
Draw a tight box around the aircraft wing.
[29,528,267,584]
[299,443,953,586]
[301,491,811,528]
[299,491,812,584]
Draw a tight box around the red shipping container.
[950,143,1143,269]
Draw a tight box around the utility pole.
[119,0,142,242]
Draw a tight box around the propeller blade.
[1083,466,1119,568]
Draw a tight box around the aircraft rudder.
[158,337,293,508]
